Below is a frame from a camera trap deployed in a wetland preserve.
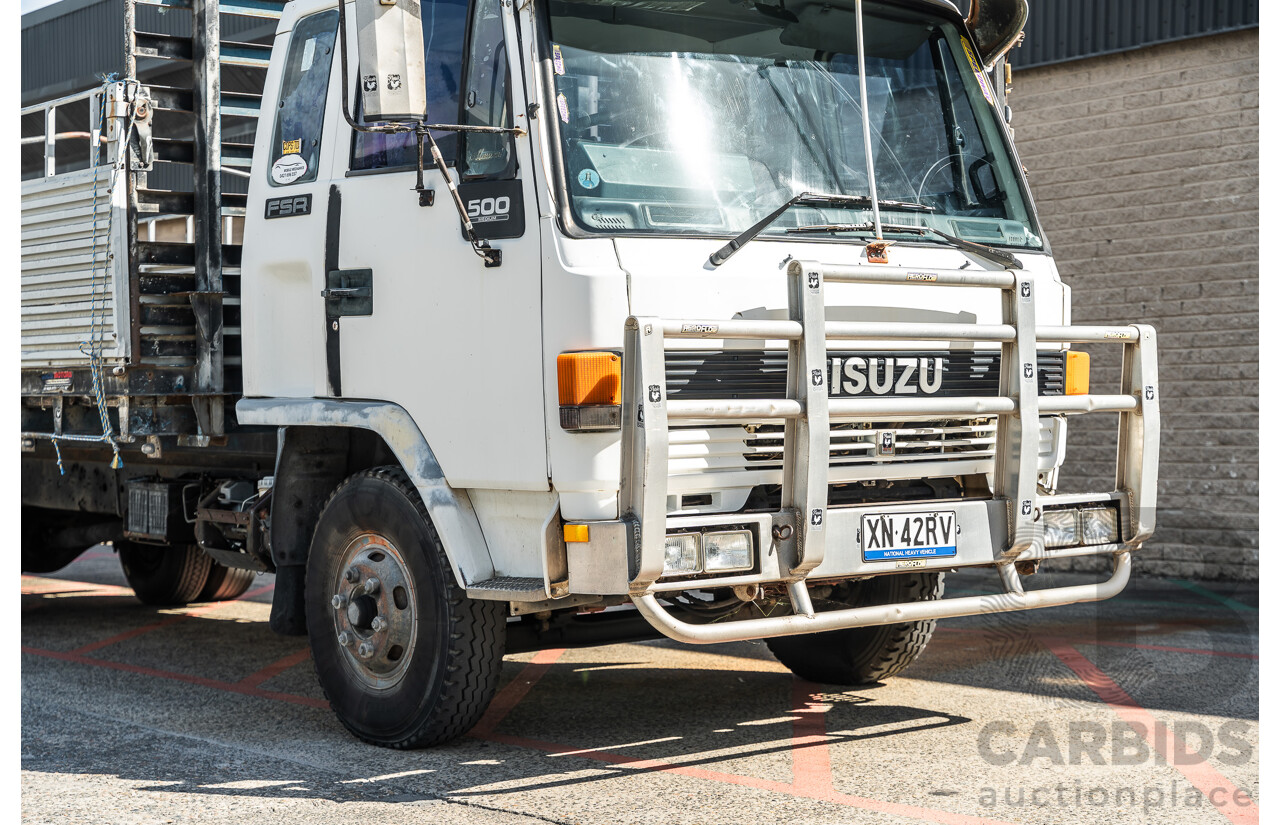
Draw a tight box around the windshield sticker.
[281,139,301,155]
[577,169,600,190]
[557,93,570,123]
[271,153,308,185]
[552,44,565,75]
[961,39,996,106]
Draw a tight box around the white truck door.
[331,0,547,491]
[242,8,344,399]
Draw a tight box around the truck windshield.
[546,0,1042,249]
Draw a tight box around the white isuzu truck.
[20,0,1159,747]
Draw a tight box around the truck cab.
[20,0,1158,748]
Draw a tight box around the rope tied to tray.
[50,76,132,475]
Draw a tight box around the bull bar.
[619,259,1159,643]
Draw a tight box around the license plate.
[861,510,958,562]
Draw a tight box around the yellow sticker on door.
[282,139,302,155]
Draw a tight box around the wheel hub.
[346,595,378,629]
[330,534,417,690]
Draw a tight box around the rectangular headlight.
[1043,509,1079,549]
[663,533,701,575]
[702,530,753,573]
[1080,507,1120,545]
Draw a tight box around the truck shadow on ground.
[25,656,970,807]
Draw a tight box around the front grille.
[666,349,1066,399]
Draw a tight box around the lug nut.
[337,631,352,647]
[331,593,348,610]
[357,642,375,659]
[363,577,381,595]
[370,615,387,632]
[344,567,361,583]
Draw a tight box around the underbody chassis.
[569,259,1159,643]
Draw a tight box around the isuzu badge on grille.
[829,356,944,396]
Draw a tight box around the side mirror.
[965,0,1028,69]
[353,0,428,122]
[969,160,1004,206]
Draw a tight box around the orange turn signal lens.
[557,352,621,406]
[1065,351,1090,395]
[563,524,590,543]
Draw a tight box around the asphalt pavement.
[22,548,1258,824]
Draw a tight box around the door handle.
[320,287,370,299]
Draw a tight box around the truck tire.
[118,542,213,606]
[766,572,944,686]
[198,563,258,602]
[305,467,507,748]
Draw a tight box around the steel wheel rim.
[329,533,419,692]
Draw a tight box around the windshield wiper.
[786,222,1024,270]
[708,192,934,267]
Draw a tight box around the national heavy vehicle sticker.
[552,44,565,75]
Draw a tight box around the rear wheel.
[305,467,506,748]
[766,572,944,685]
[198,563,258,602]
[118,542,213,606]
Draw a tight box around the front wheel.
[305,467,506,748]
[766,572,944,686]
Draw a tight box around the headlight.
[1043,509,1079,549]
[1080,508,1120,545]
[702,530,753,573]
[663,533,701,575]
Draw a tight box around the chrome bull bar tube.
[619,259,1159,641]
[633,554,1133,645]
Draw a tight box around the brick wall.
[1011,29,1258,580]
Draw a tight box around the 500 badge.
[466,195,512,224]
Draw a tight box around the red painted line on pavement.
[70,583,276,655]
[471,648,567,737]
[238,647,312,689]
[71,614,189,654]
[935,626,1258,659]
[1042,638,1257,825]
[21,645,330,710]
[789,680,833,795]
